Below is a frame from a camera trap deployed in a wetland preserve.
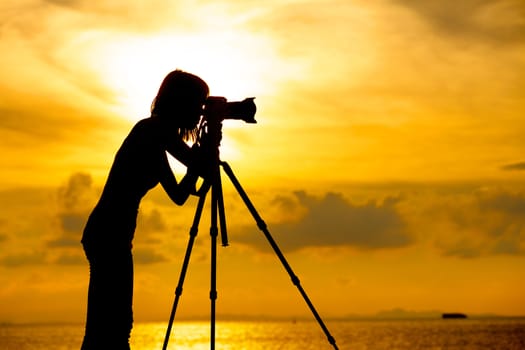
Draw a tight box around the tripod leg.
[163,189,209,350]
[216,170,229,247]
[220,161,339,350]
[210,182,219,350]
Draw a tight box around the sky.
[1,0,525,324]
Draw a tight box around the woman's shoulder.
[129,117,161,135]
[134,116,158,128]
[121,117,163,146]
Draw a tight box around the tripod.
[162,117,339,350]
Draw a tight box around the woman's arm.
[165,137,194,167]
[159,151,199,206]
[166,135,214,181]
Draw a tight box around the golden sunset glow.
[1,0,525,325]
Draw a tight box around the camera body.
[204,96,257,124]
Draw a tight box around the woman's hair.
[151,70,209,141]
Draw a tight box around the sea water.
[0,318,524,350]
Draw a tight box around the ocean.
[0,318,524,349]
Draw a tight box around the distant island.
[442,313,467,319]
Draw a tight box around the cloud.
[0,219,7,244]
[480,190,525,214]
[51,173,198,265]
[0,252,47,267]
[501,161,525,171]
[230,184,525,258]
[54,252,85,265]
[0,187,52,266]
[132,208,173,264]
[42,173,96,256]
[137,208,167,234]
[440,239,485,259]
[392,0,525,45]
[0,172,179,267]
[2,175,525,269]
[47,237,81,248]
[235,191,412,252]
[133,248,168,264]
[421,186,525,258]
[55,172,95,238]
[59,213,88,234]
[0,173,97,267]
[58,172,93,210]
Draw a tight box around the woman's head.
[151,70,209,141]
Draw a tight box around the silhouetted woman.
[81,70,209,350]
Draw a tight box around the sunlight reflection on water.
[133,321,327,350]
[1,319,524,349]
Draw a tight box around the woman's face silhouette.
[177,97,205,129]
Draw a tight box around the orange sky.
[1,0,525,323]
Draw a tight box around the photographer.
[80,70,211,350]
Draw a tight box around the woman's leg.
[81,244,133,350]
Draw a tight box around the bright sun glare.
[93,32,281,121]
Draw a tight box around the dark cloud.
[270,194,299,212]
[133,248,168,264]
[479,190,525,217]
[58,172,93,210]
[0,218,7,243]
[235,191,412,252]
[441,240,485,259]
[1,239,83,266]
[434,188,525,258]
[491,238,523,255]
[0,252,47,267]
[59,213,88,234]
[54,252,85,265]
[137,209,167,233]
[50,174,173,265]
[501,161,525,171]
[48,237,81,248]
[45,172,94,254]
[52,173,173,265]
[0,174,97,266]
[392,0,525,44]
[233,186,525,258]
[55,172,94,238]
[133,209,169,248]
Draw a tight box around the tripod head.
[196,96,257,175]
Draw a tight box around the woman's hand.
[189,143,216,181]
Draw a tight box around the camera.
[204,96,257,124]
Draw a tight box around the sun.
[90,31,282,122]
